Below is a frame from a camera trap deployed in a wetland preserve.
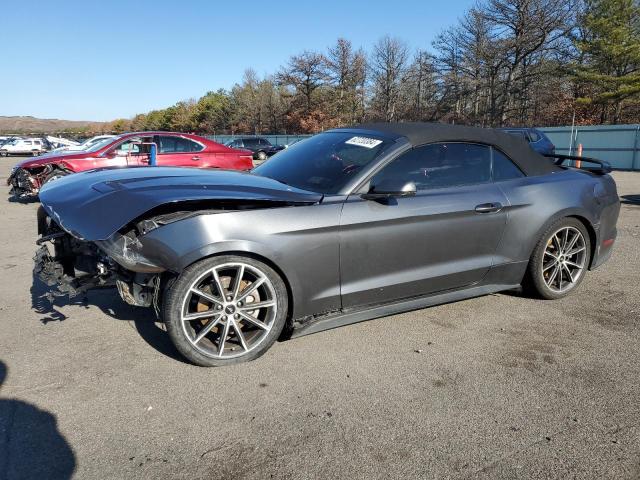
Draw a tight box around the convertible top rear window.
[253,132,393,194]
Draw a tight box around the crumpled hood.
[13,151,91,169]
[39,166,323,241]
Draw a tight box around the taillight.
[240,155,253,169]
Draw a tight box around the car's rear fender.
[495,171,605,269]
[528,208,598,267]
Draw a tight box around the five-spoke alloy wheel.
[164,255,288,366]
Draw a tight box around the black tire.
[524,217,591,300]
[43,169,69,185]
[164,255,288,367]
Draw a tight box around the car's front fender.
[136,202,343,320]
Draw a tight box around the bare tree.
[483,0,575,125]
[370,36,409,121]
[277,51,328,116]
[125,1,640,134]
[326,38,367,124]
[402,50,438,121]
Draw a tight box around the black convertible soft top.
[343,122,559,176]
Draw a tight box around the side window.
[159,136,203,153]
[244,139,258,148]
[492,149,524,181]
[371,143,492,191]
[528,130,541,142]
[115,138,141,154]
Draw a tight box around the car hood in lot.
[39,166,323,241]
[13,151,91,169]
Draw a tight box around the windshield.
[86,137,120,152]
[80,137,102,147]
[253,132,394,194]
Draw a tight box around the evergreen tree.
[574,0,640,123]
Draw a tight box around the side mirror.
[361,178,417,200]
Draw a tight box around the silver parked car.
[35,123,620,366]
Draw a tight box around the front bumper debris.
[8,168,40,198]
[34,245,115,299]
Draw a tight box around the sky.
[0,0,474,121]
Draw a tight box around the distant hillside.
[0,116,107,134]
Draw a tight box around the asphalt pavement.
[0,157,639,479]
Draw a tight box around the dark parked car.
[226,137,285,162]
[500,127,555,155]
[35,123,619,366]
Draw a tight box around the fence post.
[633,125,639,171]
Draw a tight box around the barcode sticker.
[345,136,383,149]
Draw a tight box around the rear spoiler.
[543,153,612,175]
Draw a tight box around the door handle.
[475,202,502,213]
[191,156,201,161]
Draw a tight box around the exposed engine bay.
[34,206,162,308]
[8,165,63,198]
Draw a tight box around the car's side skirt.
[290,283,521,338]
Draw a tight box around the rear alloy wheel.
[256,150,267,162]
[525,218,591,299]
[164,255,288,366]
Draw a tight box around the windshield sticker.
[345,136,383,149]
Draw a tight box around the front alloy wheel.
[164,255,288,366]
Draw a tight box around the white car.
[52,135,116,152]
[0,138,46,156]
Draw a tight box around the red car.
[7,132,254,198]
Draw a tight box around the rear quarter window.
[492,149,525,181]
[529,131,541,142]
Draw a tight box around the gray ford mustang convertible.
[35,123,620,366]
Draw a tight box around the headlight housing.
[95,234,164,273]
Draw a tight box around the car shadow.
[0,360,76,479]
[621,194,640,206]
[30,274,188,364]
[493,286,528,299]
[7,195,38,204]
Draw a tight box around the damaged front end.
[34,166,323,311]
[8,167,43,199]
[34,207,165,308]
[7,163,67,199]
